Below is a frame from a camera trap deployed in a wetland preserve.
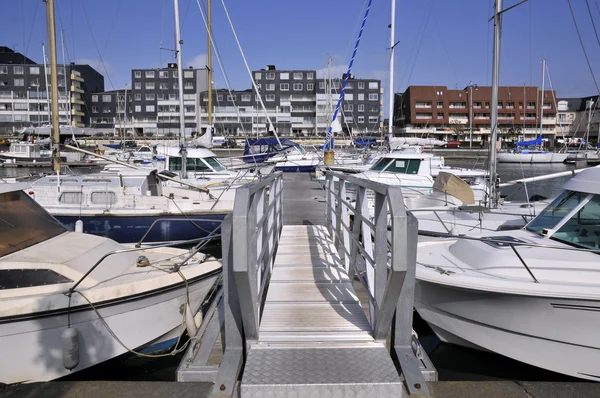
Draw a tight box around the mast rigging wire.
[567,0,600,95]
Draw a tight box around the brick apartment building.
[394,85,557,144]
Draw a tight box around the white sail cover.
[190,125,213,148]
[390,137,446,149]
[330,118,343,134]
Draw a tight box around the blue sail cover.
[354,137,377,147]
[516,135,543,147]
[242,138,299,164]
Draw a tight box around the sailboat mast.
[173,0,187,178]
[488,0,502,208]
[387,0,396,149]
[207,0,213,137]
[45,0,61,173]
[42,43,51,124]
[538,58,546,141]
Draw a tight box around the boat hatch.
[0,269,72,290]
[0,191,65,258]
[481,236,528,248]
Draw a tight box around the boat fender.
[75,220,84,233]
[61,327,80,370]
[450,227,458,236]
[185,303,198,336]
[136,255,150,267]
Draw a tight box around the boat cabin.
[525,167,600,250]
[7,142,42,158]
[157,146,228,175]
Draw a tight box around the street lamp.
[464,82,478,148]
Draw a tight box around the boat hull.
[0,272,219,384]
[56,213,227,244]
[274,164,317,172]
[496,152,569,163]
[415,280,600,380]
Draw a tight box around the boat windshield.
[370,158,392,171]
[204,157,225,172]
[0,190,65,258]
[526,190,588,234]
[550,194,600,250]
[293,145,305,155]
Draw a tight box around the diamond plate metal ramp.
[241,347,403,397]
[240,225,404,397]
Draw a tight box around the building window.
[368,116,378,123]
[368,93,378,101]
[506,101,514,109]
[157,93,165,100]
[485,102,490,109]
[255,72,261,80]
[184,82,193,89]
[241,94,251,101]
[29,67,40,75]
[519,102,523,109]
[266,83,275,91]
[280,83,289,91]
[145,70,155,78]
[172,71,178,78]
[145,105,155,112]
[473,102,482,109]
[145,93,155,100]
[306,72,314,80]
[543,102,552,109]
[437,112,444,119]
[307,83,314,90]
[343,103,353,111]
[159,71,168,78]
[293,83,303,91]
[293,72,303,80]
[13,102,27,110]
[0,66,7,74]
[134,71,141,78]
[527,102,535,109]
[368,82,378,89]
[184,70,194,78]
[497,102,503,109]
[92,95,98,102]
[135,105,141,112]
[217,94,223,101]
[319,81,326,90]
[103,106,111,113]
[266,94,275,102]
[449,102,466,108]
[266,72,276,80]
[358,82,365,89]
[358,116,364,123]
[332,81,340,90]
[134,82,141,89]
[437,102,443,109]
[358,104,364,112]
[145,82,155,90]
[280,72,289,80]
[358,93,364,101]
[13,66,24,75]
[101,95,110,102]
[135,93,141,101]
[415,102,432,108]
[169,93,177,100]
[227,94,236,101]
[14,79,24,86]
[159,83,168,90]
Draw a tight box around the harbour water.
[0,159,592,383]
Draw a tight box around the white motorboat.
[414,166,600,380]
[0,183,221,383]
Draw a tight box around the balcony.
[71,120,85,128]
[70,72,84,82]
[70,85,84,94]
[72,109,85,117]
[71,96,84,105]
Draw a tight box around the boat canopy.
[433,172,475,205]
[354,137,377,147]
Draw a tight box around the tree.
[449,120,466,141]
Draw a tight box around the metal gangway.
[177,171,436,397]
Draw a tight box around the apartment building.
[555,96,600,143]
[394,85,557,143]
[0,46,104,134]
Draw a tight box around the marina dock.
[1,173,599,397]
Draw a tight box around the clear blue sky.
[3,0,600,101]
